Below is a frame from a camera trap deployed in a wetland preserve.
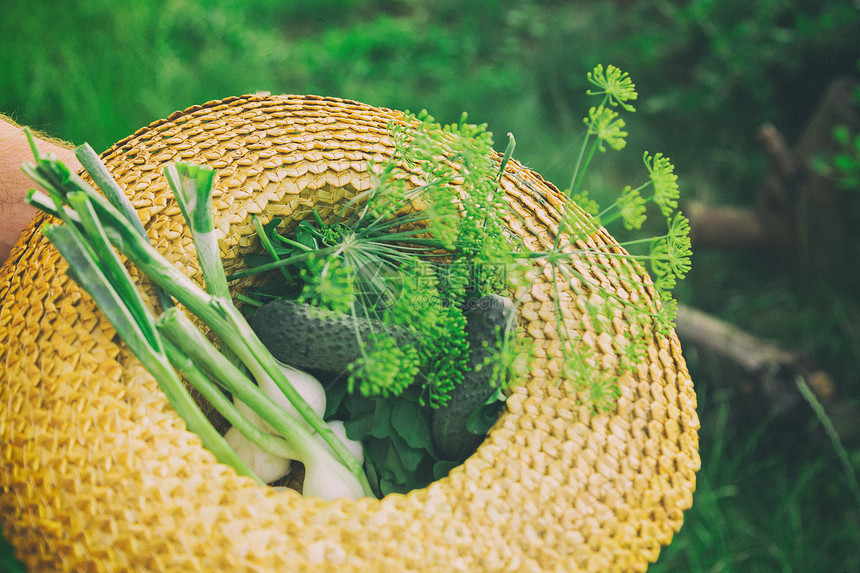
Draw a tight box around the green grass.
[650,359,860,572]
[1,1,859,570]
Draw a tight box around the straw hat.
[0,94,700,572]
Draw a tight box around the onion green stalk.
[158,164,367,486]
[163,163,231,302]
[35,194,261,484]
[21,129,373,499]
[163,162,241,370]
[161,336,297,461]
[75,142,174,311]
[158,308,371,499]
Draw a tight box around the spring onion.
[21,129,373,500]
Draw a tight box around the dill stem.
[567,94,610,196]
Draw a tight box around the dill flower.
[571,190,600,216]
[298,255,355,314]
[618,186,647,230]
[652,292,679,337]
[587,64,638,111]
[585,106,628,152]
[666,212,692,278]
[388,259,470,407]
[648,213,692,292]
[644,152,680,217]
[347,333,419,398]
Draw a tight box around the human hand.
[0,117,81,264]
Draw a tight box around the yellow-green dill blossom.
[618,186,647,230]
[587,64,638,111]
[644,152,680,217]
[665,213,692,277]
[651,294,679,337]
[571,190,600,216]
[585,106,628,152]
[298,254,356,314]
[649,213,692,291]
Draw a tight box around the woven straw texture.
[0,94,700,572]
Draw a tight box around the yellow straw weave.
[0,94,700,572]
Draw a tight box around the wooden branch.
[686,201,767,249]
[685,76,859,280]
[674,304,860,443]
[757,122,797,185]
[675,304,831,407]
[676,305,796,376]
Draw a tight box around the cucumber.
[250,299,411,374]
[431,294,515,461]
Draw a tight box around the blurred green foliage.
[1,1,859,571]
[4,0,857,188]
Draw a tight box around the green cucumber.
[250,299,411,373]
